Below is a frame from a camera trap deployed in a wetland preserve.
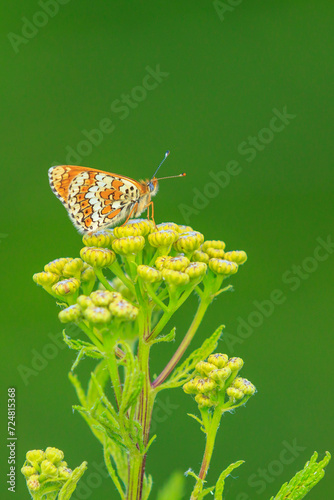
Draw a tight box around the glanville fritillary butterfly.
[48,151,185,233]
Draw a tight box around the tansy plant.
[28,219,330,500]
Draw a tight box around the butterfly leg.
[146,201,156,228]
[121,202,139,226]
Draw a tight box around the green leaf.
[269,451,331,500]
[142,473,153,500]
[63,332,103,371]
[214,460,244,500]
[58,461,88,500]
[156,471,186,500]
[152,327,176,344]
[118,341,143,414]
[158,325,224,391]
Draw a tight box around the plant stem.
[190,406,222,500]
[152,296,211,388]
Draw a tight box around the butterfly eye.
[148,181,154,191]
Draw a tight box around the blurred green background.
[1,1,333,499]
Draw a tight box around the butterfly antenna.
[151,150,170,179]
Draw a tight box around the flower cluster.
[21,447,86,497]
[183,353,256,409]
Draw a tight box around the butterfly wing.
[48,165,146,233]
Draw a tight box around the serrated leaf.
[58,461,87,500]
[156,471,186,500]
[214,460,244,500]
[152,327,176,344]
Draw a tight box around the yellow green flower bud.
[224,250,248,265]
[45,447,64,464]
[62,258,85,278]
[82,229,114,248]
[182,377,201,394]
[58,304,82,323]
[195,394,215,408]
[206,248,226,259]
[90,290,115,307]
[40,459,58,479]
[209,367,232,384]
[162,269,190,286]
[196,378,217,394]
[196,361,217,377]
[191,250,210,263]
[26,450,45,466]
[156,222,180,233]
[155,255,171,270]
[77,295,94,309]
[226,387,244,400]
[209,259,238,276]
[207,353,229,369]
[202,240,226,252]
[164,255,190,272]
[84,306,112,324]
[80,266,96,282]
[118,218,153,237]
[21,466,37,478]
[52,278,80,297]
[137,265,162,283]
[109,278,135,302]
[112,236,145,255]
[148,230,178,248]
[58,465,72,479]
[27,475,41,492]
[174,231,204,253]
[233,377,256,395]
[178,225,193,233]
[44,258,73,275]
[33,272,59,287]
[226,357,244,372]
[80,247,115,268]
[185,262,207,279]
[109,300,138,321]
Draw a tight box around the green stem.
[102,331,122,407]
[152,296,211,388]
[190,406,222,500]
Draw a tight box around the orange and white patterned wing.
[48,165,145,233]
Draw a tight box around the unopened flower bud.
[109,300,138,321]
[191,250,210,263]
[58,465,72,479]
[52,278,80,297]
[62,258,85,278]
[80,247,115,268]
[196,378,217,394]
[209,259,238,276]
[40,459,58,478]
[164,255,190,272]
[185,262,207,279]
[209,367,232,384]
[82,230,114,248]
[80,266,96,283]
[90,290,114,307]
[226,387,244,400]
[33,272,59,287]
[77,295,94,309]
[178,225,193,233]
[196,361,217,377]
[162,269,190,286]
[26,450,45,466]
[118,218,153,237]
[21,466,36,478]
[137,265,162,283]
[45,448,64,464]
[195,394,215,408]
[58,304,82,323]
[156,222,180,233]
[224,250,248,265]
[84,306,111,324]
[226,357,244,372]
[206,248,225,259]
[233,377,256,395]
[202,240,226,252]
[182,377,201,394]
[155,256,171,270]
[207,353,229,369]
[174,231,204,253]
[27,475,41,491]
[112,236,145,255]
[148,230,178,248]
[44,258,73,275]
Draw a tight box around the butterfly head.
[148,178,159,196]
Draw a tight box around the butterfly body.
[48,165,158,233]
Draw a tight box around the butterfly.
[48,151,185,233]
